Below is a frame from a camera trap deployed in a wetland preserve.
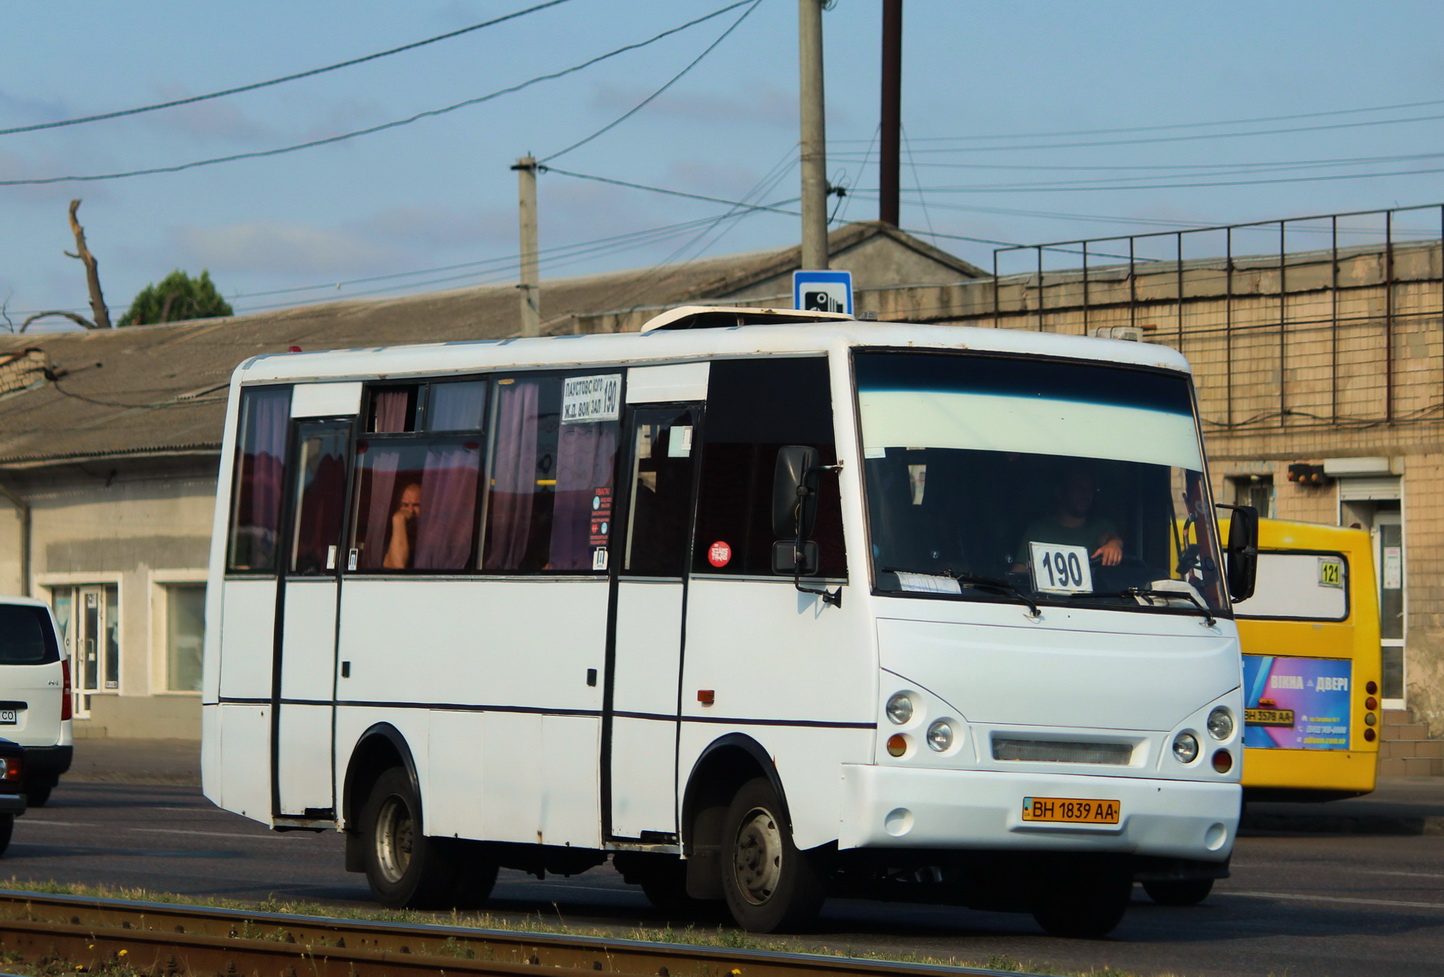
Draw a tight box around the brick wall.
[912,240,1444,733]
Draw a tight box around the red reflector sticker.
[708,540,732,568]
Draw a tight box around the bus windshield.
[855,350,1228,615]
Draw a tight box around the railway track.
[0,889,1030,977]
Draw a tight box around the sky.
[4,0,1444,331]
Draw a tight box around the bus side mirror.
[771,445,842,607]
[1218,504,1259,603]
[772,445,820,539]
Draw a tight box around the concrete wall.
[2,460,215,739]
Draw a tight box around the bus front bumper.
[838,764,1239,863]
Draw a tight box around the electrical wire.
[828,97,1444,144]
[538,0,761,163]
[0,2,752,187]
[830,111,1444,157]
[0,0,577,137]
[826,150,1444,174]
[855,164,1444,194]
[540,166,804,216]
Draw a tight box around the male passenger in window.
[384,483,422,569]
[1013,467,1123,570]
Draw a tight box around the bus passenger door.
[273,418,351,820]
[605,405,700,840]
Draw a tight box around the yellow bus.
[1235,519,1382,800]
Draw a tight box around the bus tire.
[361,767,457,909]
[1142,877,1214,906]
[635,859,723,920]
[719,777,827,933]
[1029,856,1131,938]
[0,815,13,856]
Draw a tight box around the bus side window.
[350,378,489,573]
[482,375,620,573]
[290,423,348,575]
[352,439,484,572]
[693,358,845,577]
[226,385,293,573]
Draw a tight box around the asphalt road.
[7,741,1444,977]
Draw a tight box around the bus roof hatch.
[640,305,854,333]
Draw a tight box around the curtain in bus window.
[414,441,483,570]
[370,388,412,433]
[427,381,486,431]
[228,385,291,572]
[549,421,618,570]
[484,381,541,570]
[356,441,403,570]
[292,428,348,575]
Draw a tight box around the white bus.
[202,306,1257,937]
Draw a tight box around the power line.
[542,166,804,216]
[843,112,1444,157]
[829,97,1444,144]
[0,0,576,137]
[539,0,761,163]
[827,150,1444,174]
[859,164,1444,194]
[226,214,777,309]
[0,2,752,187]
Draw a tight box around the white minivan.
[0,597,73,805]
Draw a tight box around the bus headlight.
[886,693,914,725]
[1172,732,1200,764]
[926,720,954,752]
[1207,707,1235,741]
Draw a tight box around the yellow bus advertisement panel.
[1231,519,1382,799]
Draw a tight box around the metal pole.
[1386,209,1395,421]
[1128,237,1136,335]
[1037,247,1044,332]
[1279,221,1287,427]
[513,156,541,336]
[879,0,902,227]
[1226,227,1234,426]
[1176,231,1184,351]
[799,0,829,269]
[1331,215,1339,421]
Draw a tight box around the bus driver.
[1013,467,1123,571]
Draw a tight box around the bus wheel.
[635,860,723,920]
[0,815,13,856]
[1142,877,1214,906]
[361,767,457,909]
[1029,857,1132,938]
[451,841,501,909]
[720,777,827,933]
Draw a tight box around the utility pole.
[513,156,541,336]
[879,0,902,227]
[798,0,828,269]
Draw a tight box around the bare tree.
[65,199,110,329]
[21,199,111,332]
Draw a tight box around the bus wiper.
[883,567,1041,618]
[1070,586,1215,627]
[955,571,1043,618]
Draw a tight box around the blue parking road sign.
[793,270,853,315]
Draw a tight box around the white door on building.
[51,584,118,720]
[1374,509,1406,708]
